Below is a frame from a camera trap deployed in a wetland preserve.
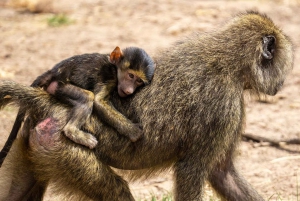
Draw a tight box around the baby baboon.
[31,46,155,147]
[0,46,155,165]
[0,11,293,201]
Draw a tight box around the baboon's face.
[117,68,144,97]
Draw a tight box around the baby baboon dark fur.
[0,11,293,201]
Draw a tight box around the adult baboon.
[0,11,293,201]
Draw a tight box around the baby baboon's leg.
[54,83,98,149]
[208,154,264,201]
[29,117,135,201]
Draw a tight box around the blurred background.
[0,0,299,200]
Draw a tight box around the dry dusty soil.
[0,0,299,200]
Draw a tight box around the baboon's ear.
[110,46,123,64]
[262,35,276,60]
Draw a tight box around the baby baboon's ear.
[109,46,123,65]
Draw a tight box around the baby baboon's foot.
[63,126,98,149]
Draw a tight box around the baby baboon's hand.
[127,123,143,142]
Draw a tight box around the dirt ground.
[0,0,299,200]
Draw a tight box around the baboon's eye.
[136,78,144,85]
[128,73,134,79]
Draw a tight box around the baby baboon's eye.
[136,78,144,85]
[128,73,134,79]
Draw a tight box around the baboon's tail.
[0,80,60,113]
[0,81,66,167]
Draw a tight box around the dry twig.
[242,133,300,147]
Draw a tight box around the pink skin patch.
[30,117,60,150]
[46,81,58,94]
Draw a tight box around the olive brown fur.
[0,11,293,201]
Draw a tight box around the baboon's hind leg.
[29,117,135,201]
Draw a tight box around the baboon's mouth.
[118,88,127,97]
